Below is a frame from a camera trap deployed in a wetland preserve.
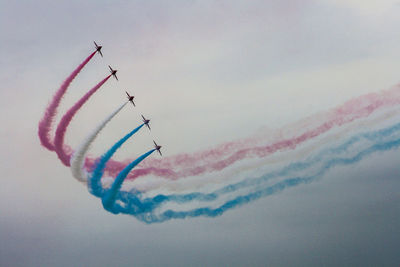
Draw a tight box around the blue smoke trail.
[89,123,144,197]
[156,119,400,204]
[140,137,400,223]
[139,119,400,205]
[153,138,400,222]
[101,149,155,213]
[95,120,400,223]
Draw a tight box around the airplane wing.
[141,115,145,120]
[115,74,118,81]
[126,91,130,97]
[147,124,151,130]
[132,101,135,107]
[153,140,157,146]
[94,41,98,47]
[99,50,103,57]
[108,65,112,71]
[158,150,162,156]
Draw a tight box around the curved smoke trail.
[93,121,400,223]
[133,84,400,169]
[70,101,128,182]
[152,120,400,205]
[38,51,96,151]
[42,73,400,183]
[101,149,155,213]
[37,50,400,223]
[150,138,400,223]
[89,123,145,197]
[144,107,400,194]
[54,75,111,166]
[101,85,400,181]
[40,63,400,181]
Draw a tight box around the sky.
[1,0,400,266]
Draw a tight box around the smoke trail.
[152,119,400,205]
[38,51,96,151]
[70,101,129,182]
[148,138,400,223]
[36,50,400,223]
[135,85,400,169]
[101,149,155,213]
[148,107,400,194]
[98,120,400,223]
[40,75,400,182]
[89,124,145,197]
[54,75,111,166]
[100,85,400,181]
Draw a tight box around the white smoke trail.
[70,101,128,182]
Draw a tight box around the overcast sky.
[1,1,400,266]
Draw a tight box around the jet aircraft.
[141,115,150,130]
[108,65,118,81]
[94,41,103,57]
[126,91,135,106]
[153,140,162,156]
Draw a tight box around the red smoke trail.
[39,56,400,182]
[54,75,111,166]
[38,51,97,151]
[93,84,400,180]
[110,85,400,173]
